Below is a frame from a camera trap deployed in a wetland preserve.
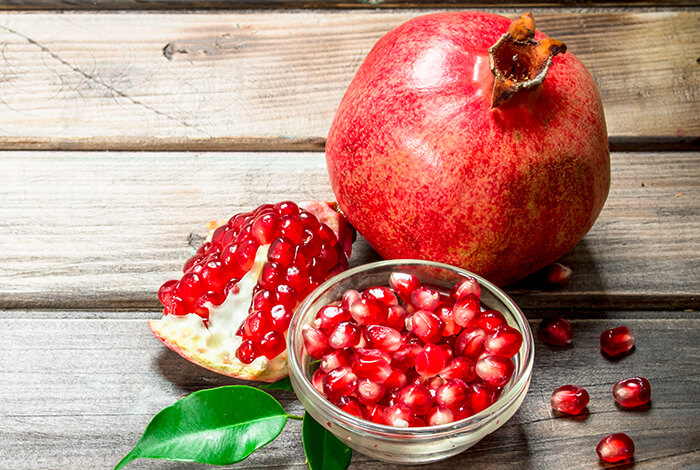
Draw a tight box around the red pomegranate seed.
[341,289,361,311]
[435,379,469,408]
[613,377,651,408]
[242,311,271,341]
[362,286,399,306]
[476,355,515,387]
[389,272,420,302]
[600,326,635,357]
[299,211,321,232]
[356,377,386,405]
[349,298,387,326]
[596,433,635,463]
[427,406,455,425]
[317,222,338,245]
[158,279,178,305]
[483,325,523,358]
[320,348,352,374]
[302,326,329,359]
[415,344,447,378]
[328,321,362,349]
[383,404,413,427]
[269,304,293,332]
[366,404,386,424]
[251,212,279,245]
[450,276,481,300]
[176,272,205,304]
[336,395,365,419]
[538,316,574,346]
[273,200,299,216]
[236,339,259,364]
[313,304,350,333]
[192,291,225,319]
[385,304,407,330]
[236,239,259,272]
[259,262,284,290]
[258,331,285,359]
[410,286,441,311]
[252,289,274,314]
[384,369,408,390]
[392,343,422,371]
[453,294,480,327]
[452,404,473,421]
[397,384,433,415]
[278,215,304,244]
[323,366,357,402]
[364,325,402,352]
[285,263,311,295]
[351,349,393,382]
[301,231,323,258]
[424,376,446,398]
[408,310,444,344]
[544,262,572,288]
[311,369,325,395]
[439,357,477,382]
[469,382,500,413]
[455,326,486,358]
[550,385,590,415]
[274,284,297,308]
[475,310,506,332]
[435,303,462,336]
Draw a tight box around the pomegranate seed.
[192,291,224,319]
[600,326,635,357]
[328,322,362,349]
[302,326,329,359]
[469,382,500,413]
[350,298,387,326]
[323,366,357,402]
[236,339,259,364]
[336,395,365,419]
[397,384,433,415]
[435,303,461,336]
[427,406,455,425]
[210,225,228,246]
[455,326,486,358]
[366,404,386,424]
[251,212,279,245]
[273,201,299,216]
[286,264,311,295]
[341,289,361,311]
[259,331,285,359]
[453,294,480,327]
[550,385,589,415]
[410,416,427,427]
[383,404,413,427]
[538,316,574,346]
[356,377,386,405]
[222,278,240,297]
[385,304,407,330]
[269,304,293,332]
[392,343,422,370]
[301,231,323,258]
[242,311,271,341]
[410,286,441,311]
[596,433,635,463]
[452,404,474,421]
[388,272,420,302]
[475,309,506,332]
[435,378,469,408]
[408,310,444,344]
[415,344,447,378]
[439,357,477,382]
[299,211,321,232]
[176,272,205,304]
[351,349,393,382]
[259,262,284,290]
[483,325,523,358]
[613,377,651,408]
[384,369,408,390]
[320,348,352,374]
[268,237,296,267]
[364,325,402,352]
[278,215,304,244]
[317,222,338,245]
[311,369,325,395]
[252,289,274,314]
[437,342,454,363]
[158,279,178,305]
[424,376,446,398]
[275,284,298,308]
[476,355,515,387]
[544,262,572,288]
[450,276,481,300]
[314,305,351,333]
[362,286,398,306]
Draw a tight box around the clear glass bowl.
[287,260,534,464]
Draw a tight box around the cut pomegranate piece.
[613,377,651,408]
[600,326,635,357]
[538,316,574,346]
[149,201,354,382]
[550,385,589,415]
[596,433,635,463]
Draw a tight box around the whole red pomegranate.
[326,12,610,285]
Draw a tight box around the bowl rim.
[287,259,535,437]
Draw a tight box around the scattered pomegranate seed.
[544,262,572,288]
[600,326,635,357]
[538,316,574,346]
[596,433,635,463]
[550,385,590,415]
[613,377,651,408]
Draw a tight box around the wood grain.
[1,314,698,469]
[0,151,697,311]
[0,11,695,151]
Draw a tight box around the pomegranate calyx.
[488,12,567,108]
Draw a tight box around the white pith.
[150,244,288,381]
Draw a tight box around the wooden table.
[0,1,698,469]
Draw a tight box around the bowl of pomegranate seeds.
[287,260,534,463]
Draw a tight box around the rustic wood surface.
[0,11,696,151]
[0,3,698,470]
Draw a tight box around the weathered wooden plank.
[0,11,695,151]
[0,151,697,311]
[1,315,698,469]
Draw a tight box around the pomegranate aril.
[385,304,407,330]
[408,310,444,344]
[450,276,481,300]
[192,291,224,319]
[427,406,455,426]
[279,215,304,244]
[311,369,326,395]
[259,331,286,359]
[349,298,387,326]
[223,278,241,297]
[435,379,469,408]
[476,310,506,332]
[415,344,447,378]
[302,326,329,359]
[301,231,323,258]
[158,279,178,305]
[538,315,574,346]
[362,286,399,306]
[483,325,523,358]
[259,262,284,290]
[299,211,321,232]
[469,382,500,413]
[550,385,589,415]
[410,286,441,311]
[285,263,311,294]
[236,339,259,364]
[336,395,365,419]
[383,404,413,427]
[274,284,297,308]
[544,262,572,288]
[320,348,352,374]
[601,326,635,356]
[314,305,351,333]
[389,272,420,302]
[435,303,461,336]
[385,369,408,390]
[397,384,433,415]
[176,272,205,304]
[323,366,357,402]
[455,326,486,358]
[356,377,386,405]
[364,325,402,352]
[268,237,296,266]
[453,404,474,421]
[274,200,299,216]
[596,433,635,463]
[269,304,293,332]
[252,289,274,314]
[351,348,393,382]
[341,289,361,311]
[476,355,515,387]
[317,223,338,245]
[242,311,271,341]
[453,295,480,327]
[367,404,386,424]
[613,377,651,408]
[440,357,477,382]
[210,224,228,246]
[328,322,362,349]
[250,212,279,245]
[237,239,259,272]
[392,343,422,371]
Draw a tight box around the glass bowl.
[287,260,534,464]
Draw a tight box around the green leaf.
[259,376,294,392]
[115,385,287,470]
[302,412,352,470]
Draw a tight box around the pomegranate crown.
[488,12,567,108]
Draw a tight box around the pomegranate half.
[326,12,610,285]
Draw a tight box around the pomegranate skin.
[326,12,610,285]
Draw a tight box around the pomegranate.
[326,12,610,285]
[304,272,522,427]
[149,201,354,382]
